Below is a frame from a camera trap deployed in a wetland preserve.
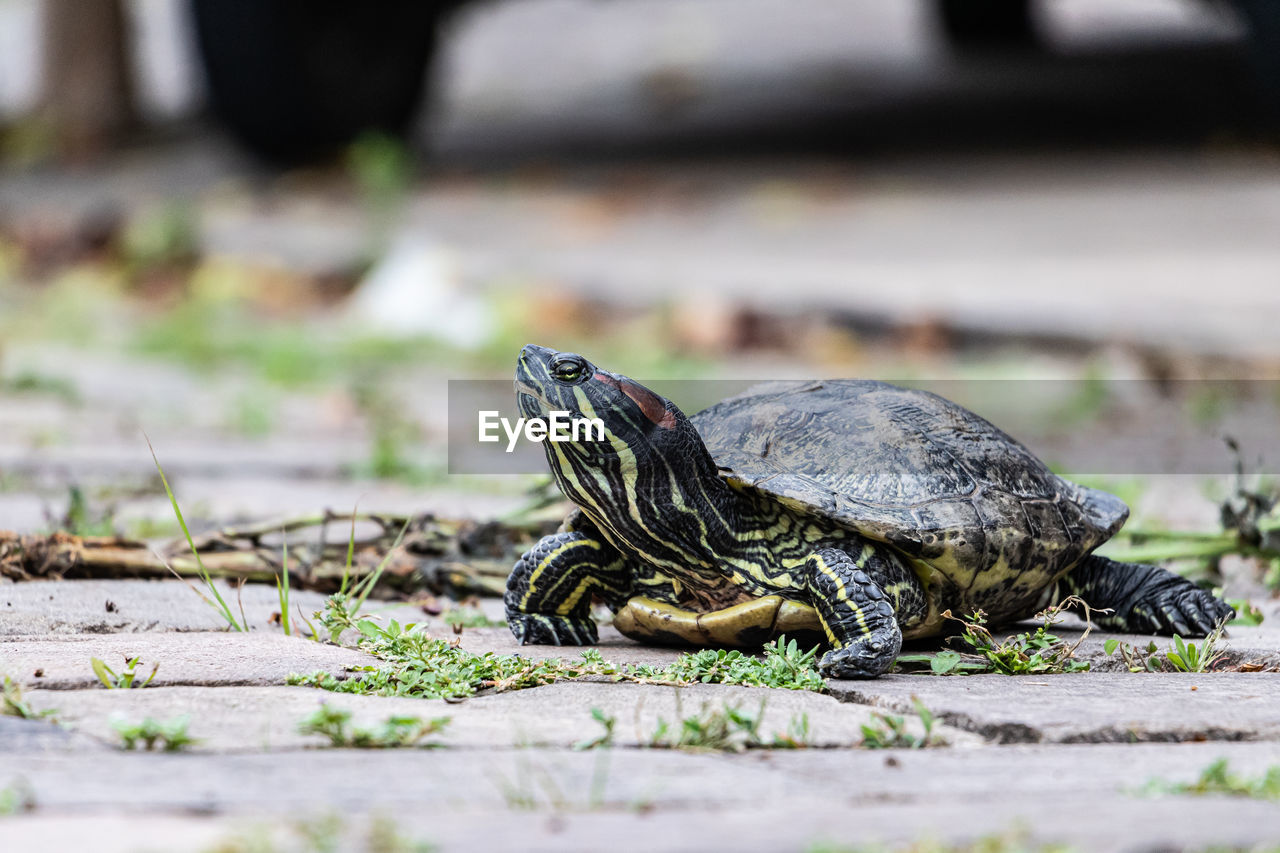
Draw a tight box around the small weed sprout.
[806,827,1071,853]
[574,707,617,751]
[0,780,36,815]
[112,715,196,751]
[647,697,811,752]
[771,712,812,749]
[298,705,450,749]
[276,532,293,637]
[203,814,432,853]
[1227,598,1265,627]
[898,598,1092,676]
[635,636,826,691]
[314,518,411,644]
[1164,625,1227,673]
[293,620,828,703]
[956,599,1092,675]
[1103,638,1162,672]
[441,606,506,631]
[2,676,54,721]
[1103,620,1229,673]
[290,618,620,701]
[91,656,158,689]
[860,698,937,749]
[57,485,115,537]
[1148,758,1280,800]
[649,699,767,752]
[147,436,244,632]
[364,814,436,853]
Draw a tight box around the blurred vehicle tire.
[937,0,1036,49]
[190,0,442,163]
[1232,0,1280,125]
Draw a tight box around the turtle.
[505,344,1235,678]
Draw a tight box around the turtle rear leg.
[505,531,632,645]
[804,543,927,679]
[1060,555,1235,637]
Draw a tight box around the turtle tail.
[1077,487,1130,539]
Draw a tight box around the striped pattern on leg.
[806,546,903,678]
[504,531,632,645]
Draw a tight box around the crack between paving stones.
[829,688,1279,745]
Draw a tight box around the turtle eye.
[550,354,587,383]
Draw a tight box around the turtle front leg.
[505,531,632,646]
[1059,555,1234,637]
[804,544,926,679]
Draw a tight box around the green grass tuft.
[859,698,937,749]
[112,715,197,751]
[647,698,811,753]
[2,675,55,721]
[634,636,827,691]
[1148,758,1280,800]
[146,434,244,631]
[896,599,1091,676]
[298,705,449,749]
[90,655,158,689]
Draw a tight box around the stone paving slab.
[18,681,960,752]
[5,741,1280,813]
[0,579,334,636]
[0,632,377,690]
[7,580,1280,673]
[4,742,1280,852]
[5,800,1280,853]
[828,672,1280,744]
[0,716,108,754]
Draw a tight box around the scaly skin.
[805,547,904,678]
[506,522,931,677]
[504,531,630,645]
[1058,554,1234,636]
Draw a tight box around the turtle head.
[514,344,714,511]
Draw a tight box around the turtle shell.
[691,380,1128,623]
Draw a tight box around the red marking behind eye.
[593,372,677,429]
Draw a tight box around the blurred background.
[1,0,1279,545]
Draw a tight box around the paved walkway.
[2,579,1279,852]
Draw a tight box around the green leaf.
[1228,599,1264,627]
[276,532,292,637]
[893,654,935,664]
[912,697,935,733]
[146,434,243,631]
[1104,638,1119,655]
[91,657,115,689]
[931,651,962,675]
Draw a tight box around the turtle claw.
[1068,557,1235,639]
[1127,589,1233,639]
[818,631,902,680]
[1177,589,1228,635]
[1170,588,1234,637]
[507,612,598,646]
